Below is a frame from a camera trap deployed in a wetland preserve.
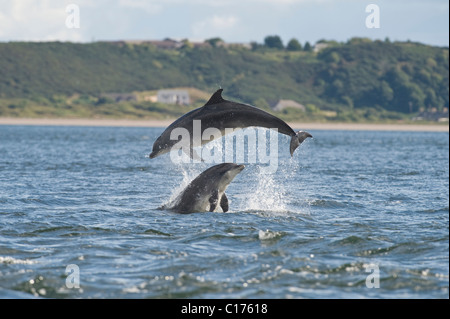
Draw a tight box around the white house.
[271,99,305,112]
[157,90,190,105]
[314,43,329,53]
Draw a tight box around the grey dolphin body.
[149,89,312,159]
[170,163,244,214]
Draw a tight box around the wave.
[309,199,348,208]
[416,207,449,214]
[258,229,286,241]
[0,256,36,265]
[0,288,41,299]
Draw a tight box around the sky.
[0,0,448,47]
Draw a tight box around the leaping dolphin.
[149,89,312,159]
[168,163,244,214]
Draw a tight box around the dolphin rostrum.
[149,89,312,160]
[169,163,244,214]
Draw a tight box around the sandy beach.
[0,117,448,132]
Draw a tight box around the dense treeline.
[316,39,449,113]
[0,38,448,114]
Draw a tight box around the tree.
[180,39,193,50]
[407,83,426,111]
[250,41,261,51]
[286,38,302,51]
[264,35,284,49]
[380,81,394,102]
[332,79,344,93]
[205,37,224,47]
[327,51,340,63]
[424,88,438,108]
[303,41,312,52]
[341,95,354,108]
[253,98,270,109]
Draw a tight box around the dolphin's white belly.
[191,194,210,212]
[191,192,224,212]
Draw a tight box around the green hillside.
[0,38,448,121]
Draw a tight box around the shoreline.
[0,117,448,132]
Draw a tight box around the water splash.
[235,157,310,216]
[159,163,204,209]
[159,129,311,216]
[243,166,288,212]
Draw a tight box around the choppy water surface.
[0,125,448,298]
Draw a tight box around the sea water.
[0,125,448,298]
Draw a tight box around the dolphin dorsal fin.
[204,89,225,106]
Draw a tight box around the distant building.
[105,38,251,50]
[144,95,158,103]
[314,43,329,53]
[147,38,184,49]
[142,38,210,49]
[412,108,449,122]
[216,42,252,49]
[157,90,190,105]
[107,38,184,49]
[100,93,137,103]
[271,99,305,112]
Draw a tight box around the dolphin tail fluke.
[289,131,313,156]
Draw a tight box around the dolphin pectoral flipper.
[220,193,229,212]
[209,190,219,212]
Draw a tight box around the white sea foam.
[258,229,282,240]
[161,164,203,209]
[236,156,311,216]
[245,166,288,212]
[0,256,36,265]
